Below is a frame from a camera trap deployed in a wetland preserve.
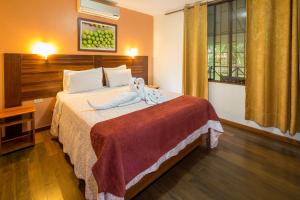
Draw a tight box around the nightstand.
[147,84,160,89]
[0,104,36,155]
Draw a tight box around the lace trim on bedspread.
[50,98,63,137]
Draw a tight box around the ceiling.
[116,0,205,16]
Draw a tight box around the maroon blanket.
[90,95,219,197]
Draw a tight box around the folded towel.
[144,87,166,105]
[129,77,145,99]
[88,92,138,110]
[118,96,142,107]
[130,77,165,105]
[88,78,165,110]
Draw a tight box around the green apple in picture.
[88,40,92,44]
[83,30,89,35]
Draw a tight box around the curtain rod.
[164,0,232,15]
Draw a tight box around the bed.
[4,53,223,200]
[50,86,223,200]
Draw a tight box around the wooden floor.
[1,125,300,200]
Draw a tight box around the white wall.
[154,12,184,93]
[209,82,300,141]
[153,13,300,141]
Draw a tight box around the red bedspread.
[90,95,219,197]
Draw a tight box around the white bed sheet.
[50,86,223,200]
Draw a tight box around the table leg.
[31,112,35,144]
[0,125,4,155]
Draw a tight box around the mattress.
[50,86,223,200]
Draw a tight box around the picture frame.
[78,18,117,52]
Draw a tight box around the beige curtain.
[183,4,208,99]
[246,0,300,135]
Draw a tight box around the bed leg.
[206,129,211,150]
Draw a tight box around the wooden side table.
[0,104,36,155]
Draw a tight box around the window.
[208,0,246,84]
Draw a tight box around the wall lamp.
[126,48,138,58]
[32,42,56,60]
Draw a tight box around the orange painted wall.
[0,0,153,128]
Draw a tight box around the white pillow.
[106,69,132,87]
[63,68,103,93]
[103,65,127,86]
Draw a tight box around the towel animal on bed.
[129,78,166,105]
[88,78,166,110]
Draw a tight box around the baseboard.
[220,118,300,147]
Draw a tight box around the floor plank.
[0,125,299,200]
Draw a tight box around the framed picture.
[78,18,117,52]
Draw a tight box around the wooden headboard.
[4,54,148,108]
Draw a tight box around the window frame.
[208,0,246,85]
